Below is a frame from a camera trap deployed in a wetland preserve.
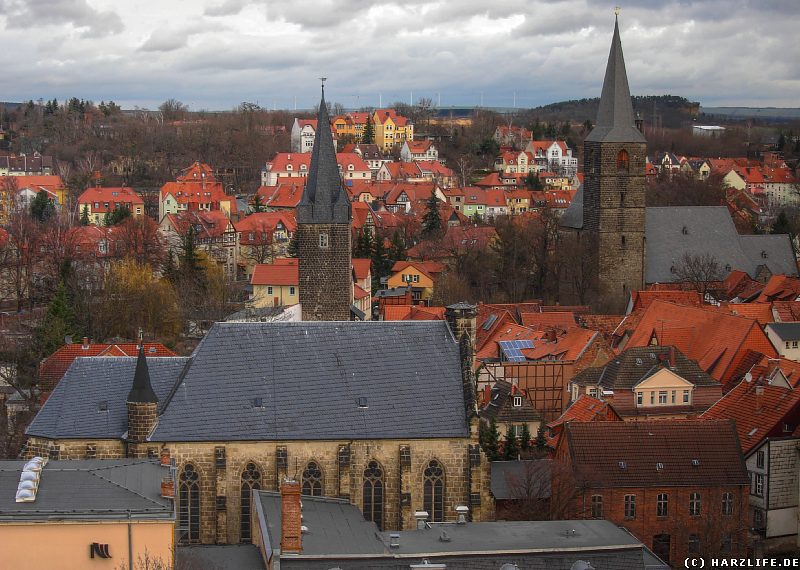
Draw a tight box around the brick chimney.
[280,479,302,554]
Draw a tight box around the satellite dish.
[745,373,753,383]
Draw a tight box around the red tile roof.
[390,260,444,280]
[629,290,702,311]
[757,274,800,302]
[520,311,577,331]
[702,379,800,453]
[78,186,143,213]
[525,327,598,361]
[256,181,305,208]
[235,211,296,239]
[164,210,233,239]
[39,342,175,391]
[547,394,621,430]
[773,301,800,322]
[723,270,763,300]
[476,324,545,360]
[747,355,800,389]
[626,300,777,383]
[352,258,371,281]
[560,419,749,487]
[405,140,433,153]
[719,302,774,326]
[250,259,299,286]
[383,305,446,321]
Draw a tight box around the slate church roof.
[28,321,469,442]
[296,84,351,224]
[584,16,646,145]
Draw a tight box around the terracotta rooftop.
[702,379,800,454]
[383,305,446,321]
[525,327,599,362]
[629,290,702,312]
[250,259,299,287]
[757,274,800,302]
[561,420,749,488]
[625,300,776,383]
[39,342,175,392]
[547,394,621,431]
[352,258,371,281]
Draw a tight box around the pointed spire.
[297,80,352,224]
[585,16,646,143]
[127,344,158,403]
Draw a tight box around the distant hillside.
[526,95,699,128]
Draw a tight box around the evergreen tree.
[250,194,266,213]
[777,133,786,151]
[286,232,299,258]
[34,283,80,357]
[80,204,90,226]
[162,250,178,283]
[483,418,500,461]
[773,210,791,235]
[30,190,54,222]
[519,423,532,451]
[179,225,202,274]
[422,194,442,238]
[503,426,519,460]
[388,230,406,265]
[535,424,548,451]
[354,227,374,259]
[525,171,543,191]
[105,205,131,226]
[361,116,375,145]
[371,234,390,289]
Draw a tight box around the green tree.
[483,418,500,461]
[422,194,443,238]
[535,424,548,451]
[105,205,131,226]
[519,423,532,451]
[388,230,406,265]
[30,190,54,222]
[773,210,791,235]
[371,233,390,289]
[250,194,266,213]
[286,232,299,258]
[361,116,375,144]
[179,225,202,275]
[80,204,90,226]
[354,227,374,259]
[33,283,80,356]
[525,171,543,191]
[503,426,519,460]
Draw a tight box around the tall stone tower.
[297,83,353,321]
[126,344,158,458]
[582,16,647,312]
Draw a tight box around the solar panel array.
[498,339,535,362]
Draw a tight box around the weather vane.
[319,76,327,96]
[614,6,621,16]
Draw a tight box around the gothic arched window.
[423,459,446,522]
[240,462,261,542]
[617,149,630,171]
[302,461,323,496]
[179,463,201,544]
[363,460,384,530]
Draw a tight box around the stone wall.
[582,140,647,313]
[298,223,352,321]
[768,439,799,511]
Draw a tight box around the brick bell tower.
[582,15,647,312]
[297,81,353,321]
[126,343,158,458]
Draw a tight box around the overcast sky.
[0,0,796,111]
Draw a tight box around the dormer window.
[761,250,768,259]
[682,226,688,235]
[513,395,522,407]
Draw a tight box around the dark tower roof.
[297,84,352,224]
[585,17,646,144]
[127,344,158,403]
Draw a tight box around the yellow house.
[630,367,696,417]
[506,189,532,215]
[372,109,414,152]
[332,112,370,140]
[386,260,443,302]
[250,259,299,307]
[0,458,175,570]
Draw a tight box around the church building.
[560,17,795,313]
[23,85,492,546]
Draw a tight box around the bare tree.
[672,252,722,301]
[502,459,581,521]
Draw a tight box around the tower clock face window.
[319,233,329,248]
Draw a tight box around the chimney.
[280,479,302,554]
[82,337,89,350]
[414,510,429,530]
[755,385,764,412]
[445,302,477,354]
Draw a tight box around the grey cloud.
[0,0,123,37]
[204,0,247,17]
[140,29,188,52]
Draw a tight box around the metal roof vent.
[389,533,400,548]
[455,504,469,524]
[656,462,664,470]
